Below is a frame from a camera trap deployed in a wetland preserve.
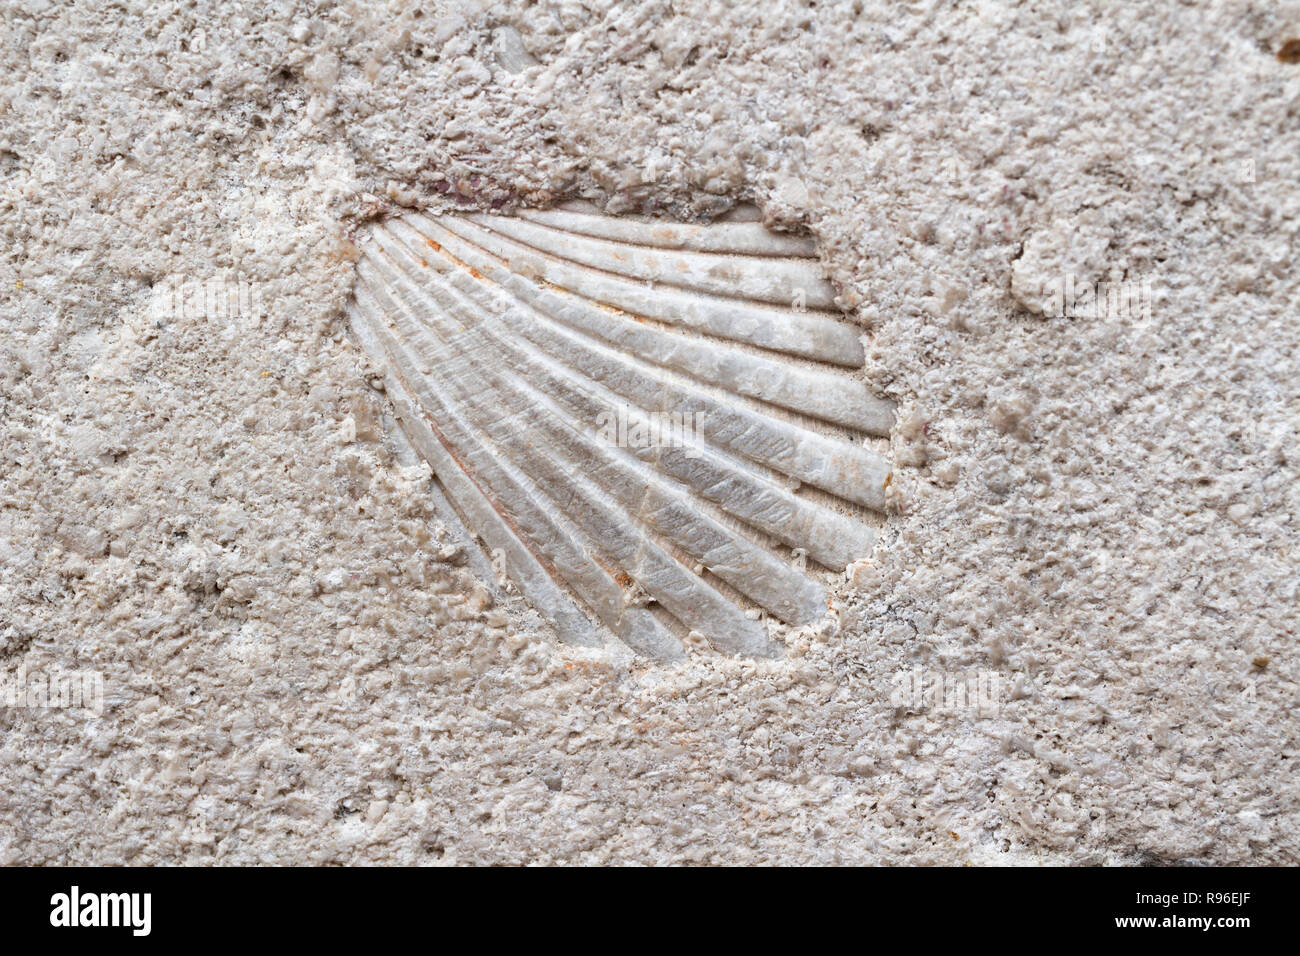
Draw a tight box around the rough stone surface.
[0,0,1295,864]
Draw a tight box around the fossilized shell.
[347,203,893,660]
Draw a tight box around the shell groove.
[348,204,893,660]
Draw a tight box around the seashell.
[347,203,893,660]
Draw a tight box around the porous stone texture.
[0,0,1295,864]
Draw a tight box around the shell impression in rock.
[347,204,893,660]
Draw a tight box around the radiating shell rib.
[347,206,894,660]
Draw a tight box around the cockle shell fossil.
[347,203,893,660]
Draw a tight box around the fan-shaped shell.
[347,204,893,660]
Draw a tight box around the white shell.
[348,204,893,660]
